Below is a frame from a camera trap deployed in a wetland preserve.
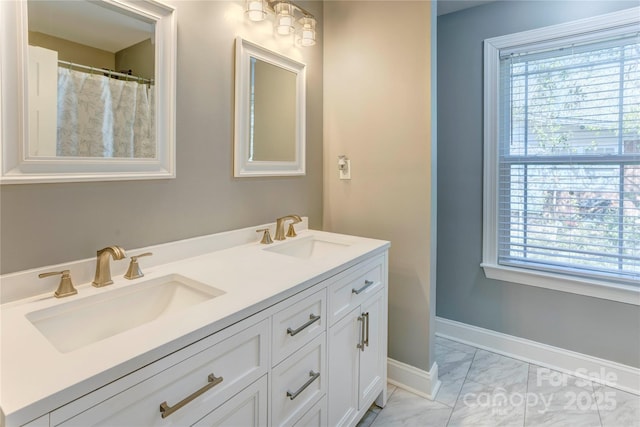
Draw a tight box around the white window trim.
[482,7,640,306]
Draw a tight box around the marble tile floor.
[357,336,640,427]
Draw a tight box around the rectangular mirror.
[0,0,176,184]
[234,38,306,177]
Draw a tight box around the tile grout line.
[593,380,605,427]
[445,347,479,426]
[523,362,530,427]
[367,410,380,427]
[368,383,399,427]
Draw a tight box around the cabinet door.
[327,307,360,427]
[358,290,385,409]
[192,376,267,427]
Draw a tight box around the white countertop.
[0,227,389,426]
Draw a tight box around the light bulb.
[298,16,316,46]
[275,2,295,35]
[246,0,266,22]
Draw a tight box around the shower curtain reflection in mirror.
[55,68,155,158]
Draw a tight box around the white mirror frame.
[0,0,176,184]
[234,38,306,177]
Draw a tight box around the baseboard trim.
[436,316,640,396]
[387,358,441,400]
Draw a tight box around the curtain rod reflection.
[58,60,153,85]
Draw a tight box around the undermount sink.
[26,274,224,353]
[264,235,352,259]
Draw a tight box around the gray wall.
[437,0,640,368]
[0,1,323,275]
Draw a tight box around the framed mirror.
[234,38,306,177]
[0,0,176,184]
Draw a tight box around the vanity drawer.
[328,255,384,325]
[293,395,327,427]
[272,287,326,366]
[192,375,268,427]
[54,318,269,427]
[271,333,326,427]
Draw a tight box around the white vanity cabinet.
[50,317,270,427]
[13,248,388,427]
[327,256,387,427]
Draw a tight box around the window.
[483,8,640,304]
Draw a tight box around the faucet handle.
[39,270,78,298]
[256,228,273,244]
[124,252,153,280]
[286,215,302,237]
[286,223,298,238]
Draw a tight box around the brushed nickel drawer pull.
[357,315,366,351]
[287,314,321,336]
[159,374,223,418]
[287,371,320,400]
[363,312,370,348]
[352,280,374,295]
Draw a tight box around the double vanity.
[2,0,386,425]
[0,219,389,427]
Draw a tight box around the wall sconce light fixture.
[245,0,317,46]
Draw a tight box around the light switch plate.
[339,160,351,180]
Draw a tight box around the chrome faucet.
[92,245,126,287]
[275,214,302,241]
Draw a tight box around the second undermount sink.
[26,274,225,353]
[264,235,352,259]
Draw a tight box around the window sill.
[481,263,640,306]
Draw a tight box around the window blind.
[497,33,640,284]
